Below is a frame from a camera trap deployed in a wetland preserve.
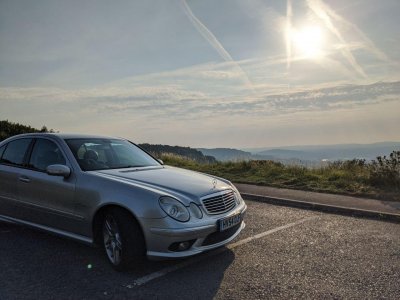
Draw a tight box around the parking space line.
[126,216,318,288]
[227,216,317,249]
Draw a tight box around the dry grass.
[159,153,400,202]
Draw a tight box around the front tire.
[102,208,146,271]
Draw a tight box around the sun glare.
[292,26,325,59]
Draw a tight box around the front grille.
[202,223,241,246]
[201,190,236,215]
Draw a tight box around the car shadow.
[0,221,236,299]
[128,249,236,299]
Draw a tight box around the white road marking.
[126,216,318,288]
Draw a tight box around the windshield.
[65,138,160,171]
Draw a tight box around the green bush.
[369,151,400,189]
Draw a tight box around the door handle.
[19,176,30,183]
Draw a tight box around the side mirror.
[46,164,71,178]
[158,159,164,165]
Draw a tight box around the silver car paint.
[0,133,247,259]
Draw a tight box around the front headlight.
[159,196,190,222]
[232,187,243,205]
[189,202,203,219]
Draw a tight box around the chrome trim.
[0,214,92,244]
[201,189,236,215]
[200,189,233,200]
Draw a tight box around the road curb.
[241,193,400,223]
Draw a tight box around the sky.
[0,0,399,148]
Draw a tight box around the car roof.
[4,133,126,140]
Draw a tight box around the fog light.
[178,242,190,251]
[168,239,196,252]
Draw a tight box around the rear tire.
[102,208,146,271]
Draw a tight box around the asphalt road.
[1,200,399,299]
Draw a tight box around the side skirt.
[0,214,93,245]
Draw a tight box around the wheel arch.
[92,204,145,247]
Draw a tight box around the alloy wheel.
[103,215,123,265]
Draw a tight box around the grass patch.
[159,152,400,202]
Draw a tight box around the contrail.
[325,4,390,62]
[180,0,254,91]
[306,0,367,78]
[286,0,293,69]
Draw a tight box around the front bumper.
[143,203,247,260]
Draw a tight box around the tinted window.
[29,139,66,171]
[66,138,159,171]
[1,139,32,166]
[0,145,6,159]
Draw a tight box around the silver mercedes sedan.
[0,133,247,270]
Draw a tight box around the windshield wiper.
[109,165,147,170]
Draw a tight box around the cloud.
[1,62,399,147]
[2,78,399,122]
[256,81,400,114]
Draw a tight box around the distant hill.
[245,142,400,162]
[198,147,314,165]
[257,149,307,159]
[197,148,256,161]
[139,144,217,164]
[199,142,400,164]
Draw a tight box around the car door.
[17,138,82,233]
[0,138,33,220]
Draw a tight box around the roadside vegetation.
[159,152,400,202]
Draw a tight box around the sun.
[292,26,325,59]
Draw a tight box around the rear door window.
[29,139,66,171]
[1,139,32,167]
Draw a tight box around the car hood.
[92,166,232,204]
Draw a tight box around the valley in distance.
[198,142,400,166]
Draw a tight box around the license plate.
[219,213,242,232]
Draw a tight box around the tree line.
[0,120,54,141]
